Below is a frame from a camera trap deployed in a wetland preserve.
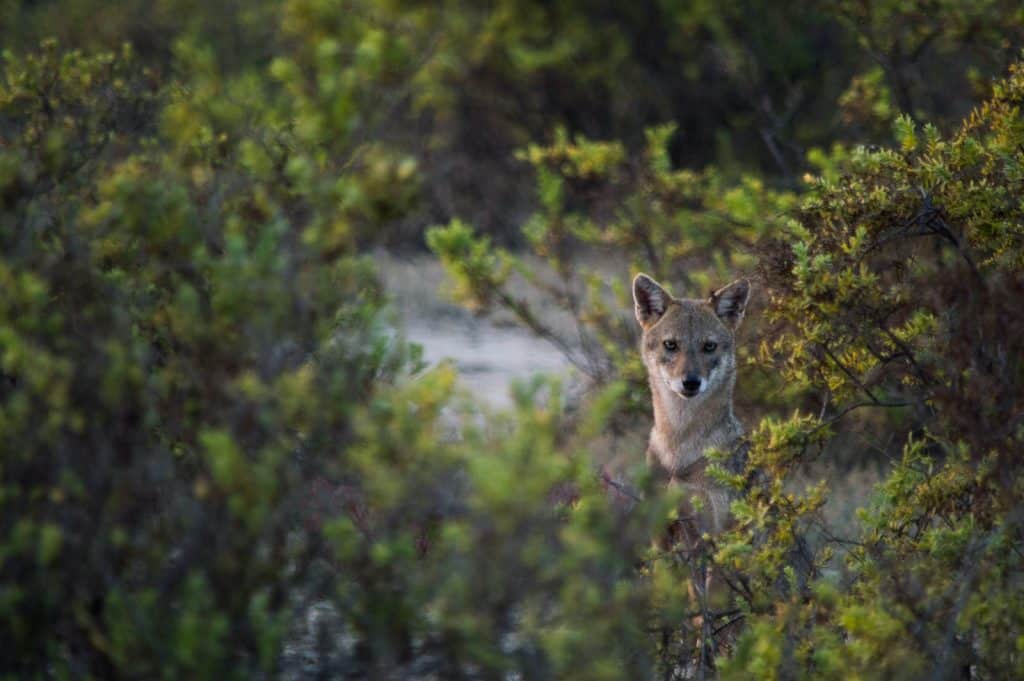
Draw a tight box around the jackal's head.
[632,274,750,400]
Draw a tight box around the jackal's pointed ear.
[710,279,750,330]
[633,273,671,328]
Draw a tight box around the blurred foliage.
[0,37,414,678]
[2,1,1024,678]
[4,0,1023,243]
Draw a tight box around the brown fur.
[633,273,751,669]
[633,274,749,529]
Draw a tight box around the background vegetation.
[2,0,1023,678]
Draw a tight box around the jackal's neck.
[648,377,739,475]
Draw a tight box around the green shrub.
[720,61,1024,679]
[0,39,417,677]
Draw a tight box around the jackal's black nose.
[681,376,702,395]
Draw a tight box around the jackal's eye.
[662,339,678,352]
[702,341,718,353]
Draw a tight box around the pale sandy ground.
[374,250,578,408]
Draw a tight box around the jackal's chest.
[648,428,742,538]
[648,426,737,479]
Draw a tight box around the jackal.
[630,270,753,532]
[633,273,751,670]
[632,273,750,540]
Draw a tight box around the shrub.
[0,40,416,677]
